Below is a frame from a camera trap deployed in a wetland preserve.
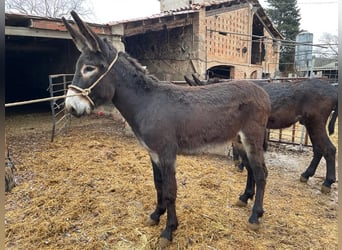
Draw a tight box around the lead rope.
[68,52,119,107]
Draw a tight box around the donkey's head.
[62,11,118,117]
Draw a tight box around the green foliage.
[265,0,301,73]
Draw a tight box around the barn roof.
[110,0,283,39]
[5,0,283,40]
[5,12,115,39]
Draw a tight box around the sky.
[88,0,338,43]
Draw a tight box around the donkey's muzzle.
[65,89,93,117]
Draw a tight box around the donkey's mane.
[119,51,161,83]
[104,37,161,83]
[121,52,147,74]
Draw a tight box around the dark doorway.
[206,65,233,79]
[5,36,78,113]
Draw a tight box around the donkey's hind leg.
[239,131,268,229]
[302,123,336,193]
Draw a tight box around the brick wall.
[125,3,280,81]
[197,5,280,79]
[206,7,251,66]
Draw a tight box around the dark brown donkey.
[186,75,338,193]
[62,11,271,247]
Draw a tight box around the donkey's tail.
[328,103,338,135]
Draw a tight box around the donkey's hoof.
[321,185,331,194]
[247,222,260,231]
[300,175,308,183]
[145,217,159,226]
[158,237,172,249]
[235,166,243,172]
[236,199,247,207]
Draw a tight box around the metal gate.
[268,123,312,150]
[48,74,73,142]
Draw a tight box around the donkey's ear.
[62,16,88,52]
[70,11,102,53]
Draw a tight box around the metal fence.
[268,123,311,150]
[48,74,73,142]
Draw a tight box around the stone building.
[114,0,283,81]
[5,0,282,109]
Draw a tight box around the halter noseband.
[68,52,119,108]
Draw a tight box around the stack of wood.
[5,138,16,192]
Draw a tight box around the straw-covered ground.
[5,111,338,249]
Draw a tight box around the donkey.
[185,75,338,193]
[62,11,271,247]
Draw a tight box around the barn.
[121,0,283,81]
[5,0,282,112]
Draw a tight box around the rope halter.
[67,52,119,108]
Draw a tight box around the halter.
[68,52,119,108]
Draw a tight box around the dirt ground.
[5,111,338,249]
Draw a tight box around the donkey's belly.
[178,141,232,156]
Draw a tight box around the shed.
[113,0,283,81]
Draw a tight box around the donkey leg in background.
[147,159,166,225]
[237,163,255,206]
[300,151,322,182]
[301,123,336,193]
[233,141,255,205]
[232,142,245,172]
[321,138,336,192]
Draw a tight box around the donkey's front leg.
[147,159,166,226]
[159,156,178,248]
[147,152,178,248]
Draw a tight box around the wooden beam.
[124,18,193,37]
[5,26,114,40]
[5,26,70,39]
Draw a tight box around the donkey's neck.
[111,54,159,131]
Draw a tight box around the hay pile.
[5,113,338,249]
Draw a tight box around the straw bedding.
[5,112,338,249]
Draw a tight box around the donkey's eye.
[81,65,98,77]
[84,66,96,73]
